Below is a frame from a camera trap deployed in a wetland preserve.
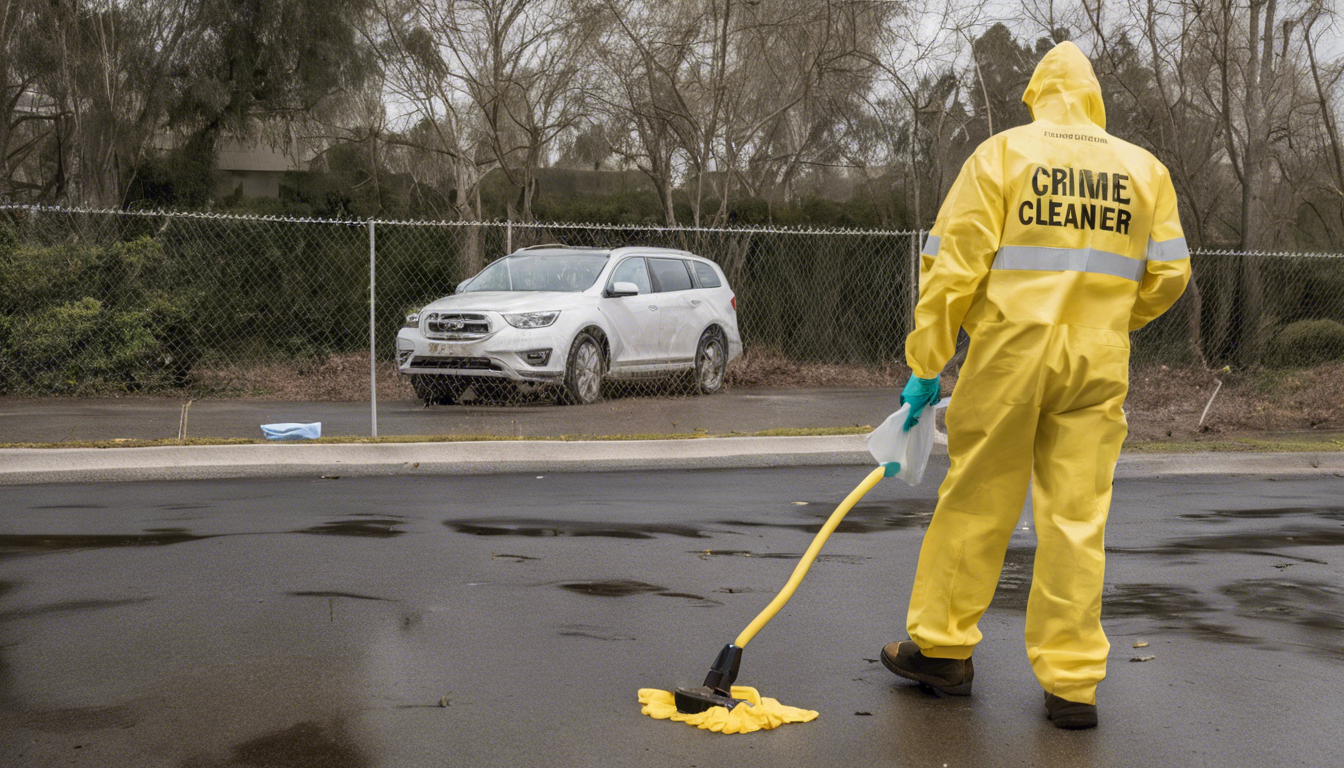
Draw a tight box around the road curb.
[0,435,874,485]
[1,437,1341,485]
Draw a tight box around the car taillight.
[730,296,737,311]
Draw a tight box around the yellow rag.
[637,686,818,734]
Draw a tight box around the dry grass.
[194,352,413,401]
[1126,362,1344,441]
[725,348,910,389]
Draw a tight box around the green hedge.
[1266,319,1344,368]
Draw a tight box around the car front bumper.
[396,327,568,383]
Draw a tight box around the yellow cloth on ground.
[638,686,817,734]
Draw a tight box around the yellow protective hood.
[1022,41,1106,129]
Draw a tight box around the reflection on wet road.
[1,467,1342,766]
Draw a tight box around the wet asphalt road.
[1,463,1343,767]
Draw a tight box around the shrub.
[3,298,173,394]
[1266,319,1344,367]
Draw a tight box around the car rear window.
[693,261,722,288]
[649,257,693,292]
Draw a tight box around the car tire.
[411,374,462,406]
[560,332,605,405]
[692,330,727,395]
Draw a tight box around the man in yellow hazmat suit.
[879,41,1190,729]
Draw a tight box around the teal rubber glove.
[900,374,941,432]
[883,462,902,478]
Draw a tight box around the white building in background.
[213,136,310,198]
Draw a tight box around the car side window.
[649,257,693,292]
[609,257,651,295]
[692,261,722,288]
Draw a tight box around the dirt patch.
[194,353,412,401]
[724,348,909,389]
[1125,363,1344,441]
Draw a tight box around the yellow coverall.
[903,42,1190,705]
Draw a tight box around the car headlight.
[503,311,560,329]
[403,312,419,328]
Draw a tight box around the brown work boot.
[880,640,973,695]
[1044,692,1098,729]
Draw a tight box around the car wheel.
[411,374,462,406]
[693,330,727,395]
[560,332,605,405]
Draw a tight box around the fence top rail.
[5,204,1343,256]
[0,203,921,237]
[1192,249,1344,259]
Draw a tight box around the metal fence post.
[369,219,378,438]
[506,219,512,253]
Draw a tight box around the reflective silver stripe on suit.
[1146,236,1189,262]
[992,245,1146,281]
[921,235,941,256]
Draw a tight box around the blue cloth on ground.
[261,422,322,440]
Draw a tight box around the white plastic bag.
[866,398,950,486]
[261,422,322,440]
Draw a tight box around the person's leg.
[905,386,1039,660]
[1025,391,1127,706]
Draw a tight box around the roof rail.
[514,243,607,252]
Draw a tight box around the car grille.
[408,356,500,371]
[423,312,490,340]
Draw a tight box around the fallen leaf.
[1130,655,1156,663]
[855,711,872,716]
[439,696,450,707]
[1132,641,1149,649]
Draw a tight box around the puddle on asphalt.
[656,592,723,606]
[555,579,722,606]
[0,529,217,559]
[690,549,869,565]
[447,518,708,539]
[287,591,393,603]
[1106,525,1342,565]
[1104,583,1211,619]
[1222,579,1344,634]
[23,702,139,733]
[0,597,152,622]
[556,623,636,642]
[1103,583,1256,646]
[1179,506,1344,522]
[298,518,404,538]
[716,499,937,535]
[557,580,665,597]
[988,547,1034,612]
[189,720,370,768]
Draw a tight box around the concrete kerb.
[1,436,1342,485]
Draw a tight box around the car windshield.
[462,253,609,293]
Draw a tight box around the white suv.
[396,245,742,405]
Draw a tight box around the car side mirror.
[608,281,641,298]
[455,280,469,294]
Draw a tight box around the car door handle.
[648,305,659,311]
[689,299,702,307]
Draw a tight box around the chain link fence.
[2,205,1343,438]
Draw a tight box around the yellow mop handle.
[733,466,886,648]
